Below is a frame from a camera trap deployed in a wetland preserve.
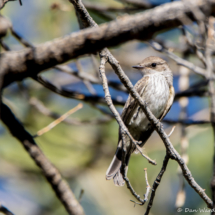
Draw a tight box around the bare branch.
[34,74,124,105]
[0,39,10,50]
[145,153,170,215]
[129,168,151,206]
[2,26,127,100]
[84,2,140,13]
[10,27,33,47]
[30,97,112,125]
[180,26,207,67]
[75,60,97,95]
[0,0,15,10]
[167,126,176,137]
[106,47,213,209]
[78,189,84,203]
[70,0,213,208]
[33,103,83,138]
[175,88,209,99]
[56,64,126,92]
[118,0,157,9]
[1,102,85,215]
[163,119,211,126]
[99,54,156,166]
[0,203,14,215]
[149,40,208,78]
[121,133,146,205]
[143,168,151,202]
[2,0,215,87]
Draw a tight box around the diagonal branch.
[149,40,208,78]
[30,97,112,125]
[0,102,85,215]
[33,103,83,138]
[121,133,146,204]
[99,54,156,166]
[1,0,215,88]
[106,43,213,209]
[70,0,213,209]
[0,0,16,10]
[163,119,211,126]
[145,153,170,215]
[34,74,124,105]
[0,203,14,215]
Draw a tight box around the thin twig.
[145,153,170,215]
[121,133,146,205]
[9,27,127,95]
[0,0,16,10]
[84,2,141,13]
[30,97,112,125]
[78,189,84,203]
[167,126,176,137]
[56,64,126,92]
[143,168,151,202]
[150,40,208,78]
[118,0,158,9]
[180,26,207,67]
[0,40,10,51]
[33,103,83,138]
[76,60,96,95]
[10,27,34,47]
[34,74,124,105]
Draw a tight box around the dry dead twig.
[33,103,83,138]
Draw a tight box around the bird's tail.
[106,146,130,186]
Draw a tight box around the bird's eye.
[151,63,156,67]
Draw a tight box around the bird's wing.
[112,76,149,177]
[121,76,149,124]
[159,85,175,121]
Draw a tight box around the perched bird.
[106,56,175,186]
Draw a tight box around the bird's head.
[132,56,173,85]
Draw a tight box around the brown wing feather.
[159,85,175,121]
[121,76,149,124]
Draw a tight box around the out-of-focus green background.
[0,0,213,214]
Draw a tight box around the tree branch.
[30,97,112,125]
[145,153,170,215]
[0,203,14,215]
[34,74,124,105]
[99,54,156,165]
[1,0,215,88]
[69,0,213,208]
[0,102,85,215]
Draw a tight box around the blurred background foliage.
[0,0,213,215]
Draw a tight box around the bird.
[106,56,175,186]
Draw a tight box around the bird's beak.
[132,65,144,69]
